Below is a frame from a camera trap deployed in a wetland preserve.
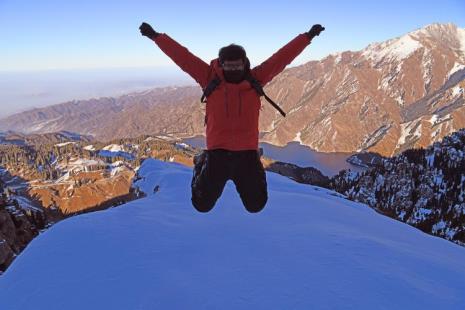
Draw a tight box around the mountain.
[0,158,464,309]
[259,23,465,155]
[0,131,199,216]
[0,131,92,146]
[0,87,204,142]
[1,23,464,156]
[330,128,465,246]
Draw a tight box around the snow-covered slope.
[1,159,465,309]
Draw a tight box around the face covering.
[224,69,245,84]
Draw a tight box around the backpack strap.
[201,77,221,103]
[245,75,286,117]
[200,75,286,118]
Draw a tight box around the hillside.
[1,159,464,309]
[331,128,465,245]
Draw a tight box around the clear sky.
[1,0,465,71]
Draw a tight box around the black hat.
[219,44,246,64]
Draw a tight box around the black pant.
[191,149,268,213]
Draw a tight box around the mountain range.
[0,23,464,157]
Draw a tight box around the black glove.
[307,24,325,39]
[139,22,159,39]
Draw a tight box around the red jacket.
[153,33,311,151]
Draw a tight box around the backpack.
[200,75,286,117]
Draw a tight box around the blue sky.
[1,0,465,71]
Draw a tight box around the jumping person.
[139,22,324,213]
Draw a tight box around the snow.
[99,144,135,160]
[55,158,106,181]
[394,95,404,106]
[174,142,190,150]
[155,135,176,141]
[331,130,337,142]
[395,119,422,151]
[362,34,422,64]
[102,144,125,152]
[55,142,76,147]
[417,207,432,217]
[429,114,438,125]
[98,145,135,160]
[293,131,302,143]
[432,220,447,233]
[451,85,463,97]
[434,175,443,186]
[448,62,465,78]
[28,117,62,132]
[12,195,42,212]
[1,159,465,309]
[68,158,103,167]
[110,161,125,167]
[433,220,457,240]
[55,171,71,183]
[110,166,126,177]
[5,176,20,185]
[422,49,433,86]
[429,114,452,130]
[99,150,134,160]
[458,28,465,53]
[108,161,127,176]
[426,153,435,167]
[83,145,96,151]
[144,137,156,142]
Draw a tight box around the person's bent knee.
[191,197,215,213]
[244,198,267,213]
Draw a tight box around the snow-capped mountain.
[260,23,465,155]
[331,128,465,246]
[1,159,465,309]
[1,23,464,156]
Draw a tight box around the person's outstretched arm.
[252,24,325,86]
[139,22,210,88]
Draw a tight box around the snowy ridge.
[98,144,135,160]
[449,62,465,78]
[455,27,465,53]
[1,159,465,309]
[55,142,76,147]
[395,118,422,152]
[362,34,422,64]
[83,144,96,151]
[102,144,125,152]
